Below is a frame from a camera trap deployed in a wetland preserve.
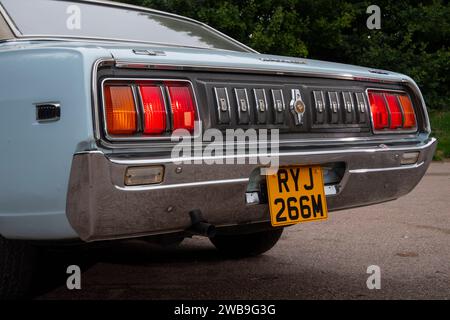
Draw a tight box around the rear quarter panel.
[0,44,105,239]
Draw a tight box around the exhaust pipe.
[187,210,217,238]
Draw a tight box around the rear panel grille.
[203,81,372,133]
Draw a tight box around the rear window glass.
[1,0,248,52]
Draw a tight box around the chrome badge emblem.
[294,100,305,114]
[290,89,306,125]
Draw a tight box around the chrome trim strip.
[103,137,437,165]
[365,88,418,134]
[117,177,340,196]
[131,85,143,132]
[73,150,104,155]
[115,177,250,191]
[92,59,115,142]
[349,161,425,174]
[114,61,397,82]
[1,36,243,52]
[100,77,201,142]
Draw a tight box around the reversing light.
[139,86,167,134]
[167,84,196,132]
[104,85,137,135]
[125,166,164,186]
[401,152,420,165]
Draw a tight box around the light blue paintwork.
[0,39,409,240]
[0,41,105,239]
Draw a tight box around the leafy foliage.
[430,110,450,160]
[116,0,449,110]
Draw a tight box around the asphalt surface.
[34,163,450,300]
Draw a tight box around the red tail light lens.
[368,92,389,130]
[139,86,167,134]
[398,94,417,128]
[368,90,417,132]
[167,84,196,132]
[103,80,197,139]
[385,94,403,129]
[104,85,137,135]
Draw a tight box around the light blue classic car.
[0,0,436,298]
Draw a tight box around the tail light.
[398,94,416,128]
[367,90,417,133]
[385,94,403,129]
[368,92,389,130]
[102,80,197,138]
[167,84,195,132]
[139,85,167,134]
[104,85,138,135]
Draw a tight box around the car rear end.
[0,0,436,244]
[66,55,436,242]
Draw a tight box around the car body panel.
[0,43,106,239]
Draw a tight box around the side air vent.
[35,103,61,122]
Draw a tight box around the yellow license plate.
[266,166,328,227]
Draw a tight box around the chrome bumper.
[67,138,437,242]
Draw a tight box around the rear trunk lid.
[106,45,405,83]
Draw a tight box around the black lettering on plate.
[289,168,300,192]
[287,197,299,220]
[311,194,324,217]
[274,198,287,223]
[299,196,312,219]
[304,167,315,191]
[277,169,290,193]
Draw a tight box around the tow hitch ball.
[187,210,217,238]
